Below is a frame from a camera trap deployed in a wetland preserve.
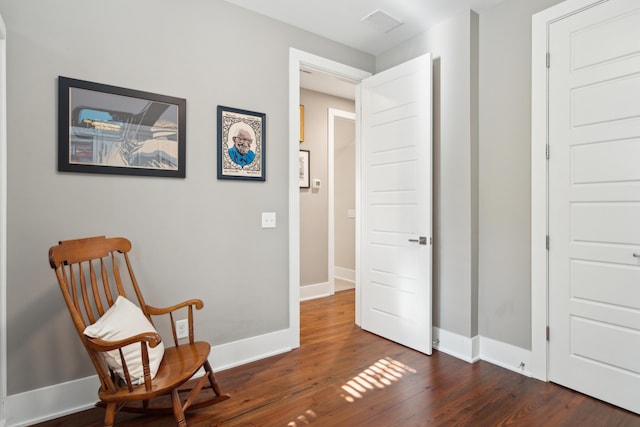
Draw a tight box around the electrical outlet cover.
[176,319,189,339]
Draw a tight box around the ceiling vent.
[361,9,403,34]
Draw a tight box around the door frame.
[0,12,7,427]
[289,48,370,346]
[530,0,609,382]
[328,108,356,296]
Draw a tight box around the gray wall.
[1,0,372,395]
[299,89,354,286]
[477,0,564,349]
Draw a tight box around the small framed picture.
[300,105,304,143]
[217,105,266,181]
[299,150,310,188]
[58,76,186,178]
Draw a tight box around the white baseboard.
[5,375,98,427]
[433,327,480,362]
[479,335,533,377]
[3,328,294,427]
[334,267,355,282]
[433,327,533,377]
[211,328,292,371]
[300,282,330,301]
[300,272,355,302]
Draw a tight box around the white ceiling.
[223,0,507,100]
[223,0,507,56]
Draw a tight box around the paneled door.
[548,0,640,413]
[359,53,432,354]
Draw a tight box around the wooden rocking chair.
[49,236,229,427]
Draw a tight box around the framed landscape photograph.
[58,76,186,178]
[217,105,266,181]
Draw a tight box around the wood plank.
[33,290,640,426]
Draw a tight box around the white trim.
[433,328,533,376]
[300,282,331,301]
[0,12,7,427]
[328,110,335,295]
[530,0,550,383]
[530,0,609,382]
[479,336,533,377]
[354,86,363,326]
[3,330,292,427]
[334,266,355,282]
[289,49,303,350]
[289,48,370,340]
[328,108,356,297]
[432,327,480,363]
[211,329,292,371]
[5,376,98,427]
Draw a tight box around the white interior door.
[548,0,640,414]
[359,53,432,354]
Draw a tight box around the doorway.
[288,49,371,348]
[298,86,356,300]
[290,49,434,357]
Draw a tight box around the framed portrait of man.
[217,105,266,181]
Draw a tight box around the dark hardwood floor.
[35,290,640,426]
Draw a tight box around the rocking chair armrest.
[145,299,204,316]
[146,299,204,346]
[84,332,163,352]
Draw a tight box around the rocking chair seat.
[99,341,210,402]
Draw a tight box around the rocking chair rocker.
[49,236,229,427]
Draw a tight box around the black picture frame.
[299,150,310,188]
[217,105,266,181]
[58,76,186,178]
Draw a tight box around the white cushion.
[84,296,165,385]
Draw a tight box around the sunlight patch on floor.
[340,357,416,403]
[287,409,317,426]
[285,357,416,425]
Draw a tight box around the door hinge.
[546,326,550,341]
[546,52,550,68]
[546,235,550,250]
[546,144,550,159]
